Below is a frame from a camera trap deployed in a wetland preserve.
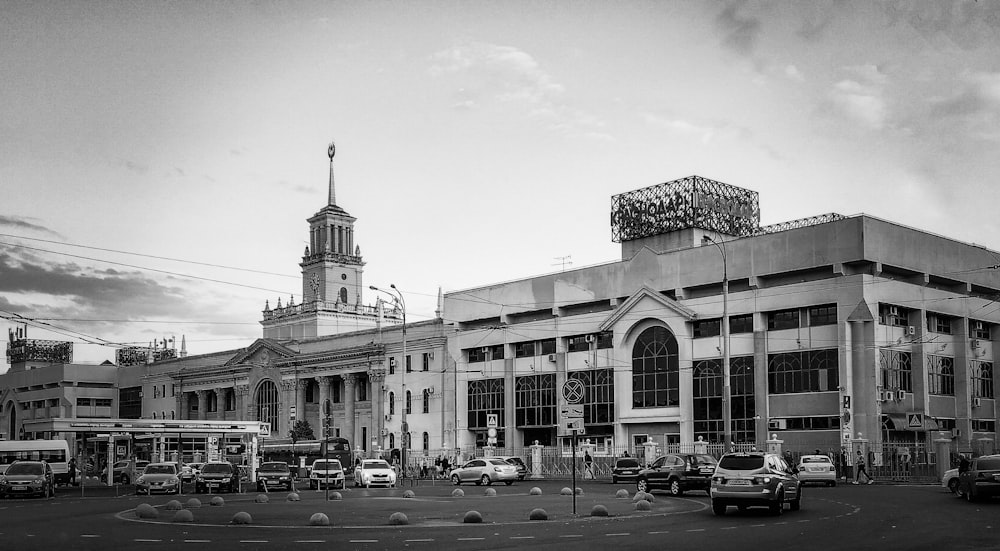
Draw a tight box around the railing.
[262,300,403,321]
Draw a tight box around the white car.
[354,459,397,488]
[795,454,837,486]
[942,468,959,493]
[310,459,345,490]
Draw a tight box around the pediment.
[225,339,297,367]
[599,285,698,332]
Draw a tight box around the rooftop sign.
[610,175,760,242]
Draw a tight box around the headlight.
[136,477,146,484]
[30,478,44,486]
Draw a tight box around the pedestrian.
[441,456,450,478]
[68,457,78,486]
[853,450,873,485]
[623,450,630,458]
[584,451,594,480]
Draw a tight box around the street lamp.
[370,284,406,481]
[703,235,732,453]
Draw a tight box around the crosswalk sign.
[907,413,923,429]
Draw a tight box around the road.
[0,481,994,551]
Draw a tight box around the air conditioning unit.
[767,419,787,430]
[380,428,388,436]
[877,391,888,402]
[428,351,434,359]
[481,347,489,353]
[907,326,916,336]
[389,357,396,368]
[547,353,557,362]
[973,397,982,408]
[974,321,986,332]
[896,390,907,401]
[585,334,596,344]
[384,414,391,421]
[889,306,900,316]
[971,339,981,349]
[951,428,962,438]
[427,386,435,395]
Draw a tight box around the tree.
[289,419,315,443]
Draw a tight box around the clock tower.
[261,142,402,339]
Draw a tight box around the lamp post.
[703,235,732,453]
[370,284,406,482]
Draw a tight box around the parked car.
[310,459,346,490]
[354,459,397,488]
[256,462,294,492]
[135,463,181,495]
[612,457,643,484]
[957,454,1000,502]
[103,460,149,485]
[796,454,837,486]
[195,461,240,493]
[943,468,959,493]
[710,452,802,516]
[0,460,55,498]
[450,458,519,486]
[636,453,718,496]
[499,456,527,480]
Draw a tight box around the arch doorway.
[256,380,280,432]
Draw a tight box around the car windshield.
[692,454,717,466]
[314,461,341,470]
[202,463,233,474]
[363,461,390,470]
[718,456,765,470]
[616,458,640,468]
[488,459,509,466]
[802,457,831,463]
[144,465,176,475]
[261,463,288,472]
[506,458,525,467]
[976,458,1000,470]
[6,463,43,475]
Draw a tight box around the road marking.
[184,540,211,543]
[241,541,269,543]
[751,524,766,528]
[607,533,631,537]
[457,538,485,541]
[686,529,705,532]
[720,527,738,530]
[350,540,378,543]
[510,536,535,539]
[81,535,101,538]
[560,535,583,538]
[134,539,162,543]
[648,531,670,534]
[797,519,810,523]
[406,539,435,542]
[295,541,325,543]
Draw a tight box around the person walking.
[68,457,78,486]
[853,450,873,485]
[584,451,594,480]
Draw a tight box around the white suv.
[309,459,345,490]
[710,452,802,516]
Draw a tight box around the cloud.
[273,180,315,194]
[928,71,1000,140]
[784,65,805,83]
[0,216,63,239]
[715,3,762,55]
[828,64,889,130]
[118,159,149,174]
[641,113,751,145]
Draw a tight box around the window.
[776,416,841,430]
[118,387,142,419]
[767,349,839,394]
[927,313,953,334]
[972,419,996,432]
[358,376,368,401]
[693,319,721,338]
[405,390,412,415]
[515,374,556,427]
[631,326,679,408]
[389,392,395,415]
[468,348,486,363]
[207,392,218,413]
[808,304,837,327]
[153,386,160,399]
[596,331,613,349]
[514,342,536,358]
[422,432,429,452]
[971,320,991,340]
[878,304,908,327]
[225,390,235,411]
[880,349,913,392]
[422,389,430,414]
[567,369,614,424]
[927,355,955,396]
[467,378,504,429]
[255,380,280,431]
[488,344,505,360]
[767,308,799,331]
[422,352,430,371]
[567,336,589,353]
[971,361,994,399]
[729,314,753,334]
[538,339,556,355]
[339,287,348,303]
[693,360,723,442]
[406,355,411,373]
[389,357,396,374]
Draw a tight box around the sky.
[2,1,1000,369]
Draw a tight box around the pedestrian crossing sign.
[907,413,923,429]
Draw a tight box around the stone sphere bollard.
[529,487,542,496]
[164,499,183,511]
[403,490,415,498]
[575,487,584,495]
[560,487,573,496]
[309,513,330,526]
[173,509,194,523]
[254,494,269,503]
[328,491,343,501]
[484,487,497,496]
[210,496,225,507]
[231,511,253,524]
[616,489,630,499]
[185,498,202,509]
[591,504,609,517]
[642,491,655,502]
[389,512,409,525]
[635,499,651,511]
[463,510,483,523]
[135,504,157,519]
[286,492,301,501]
[452,488,465,497]
[529,508,548,521]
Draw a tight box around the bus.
[261,437,353,476]
[0,439,72,484]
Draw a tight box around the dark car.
[612,457,642,484]
[195,461,240,493]
[0,461,55,498]
[256,462,293,491]
[957,454,1000,502]
[499,456,528,480]
[636,453,718,496]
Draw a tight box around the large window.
[422,389,430,413]
[567,368,614,425]
[515,374,556,427]
[767,349,839,394]
[729,314,753,334]
[971,320,991,340]
[256,380,280,431]
[971,361,994,399]
[808,304,837,327]
[118,387,142,419]
[927,355,955,396]
[631,326,680,408]
[731,356,756,443]
[878,304,908,327]
[468,348,485,363]
[880,349,912,392]
[467,378,504,429]
[927,313,953,334]
[693,360,723,442]
[767,308,800,331]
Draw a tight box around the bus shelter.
[20,418,268,486]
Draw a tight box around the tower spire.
[327,141,336,206]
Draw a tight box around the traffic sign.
[487,414,498,428]
[259,422,271,437]
[560,404,584,418]
[562,379,585,404]
[907,413,923,429]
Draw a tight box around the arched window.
[225,390,236,411]
[161,410,166,420]
[422,432,429,451]
[339,287,348,304]
[256,379,280,431]
[405,390,412,415]
[389,433,395,449]
[152,411,157,420]
[631,326,679,408]
[170,410,175,419]
[389,392,395,415]
[422,389,430,414]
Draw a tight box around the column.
[344,373,358,450]
[317,376,332,436]
[295,379,308,429]
[234,385,250,421]
[369,370,386,452]
[213,388,226,421]
[196,390,208,421]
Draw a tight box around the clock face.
[341,273,347,280]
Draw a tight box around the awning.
[884,413,939,431]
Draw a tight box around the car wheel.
[829,480,836,487]
[505,481,513,486]
[481,475,492,486]
[737,504,747,512]
[451,475,461,486]
[947,478,960,493]
[790,488,802,511]
[770,490,784,516]
[668,479,683,497]
[612,476,618,484]
[712,500,727,516]
[636,478,649,493]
